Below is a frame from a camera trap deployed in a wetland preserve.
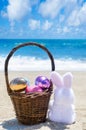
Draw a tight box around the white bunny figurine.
[48,71,76,124]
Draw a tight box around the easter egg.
[10,77,29,92]
[35,76,50,89]
[25,85,43,93]
[25,86,35,93]
[32,86,43,92]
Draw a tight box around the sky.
[0,0,86,39]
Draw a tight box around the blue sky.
[0,0,86,39]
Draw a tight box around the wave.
[0,55,86,71]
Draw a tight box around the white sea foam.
[0,56,86,71]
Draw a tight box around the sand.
[0,71,86,130]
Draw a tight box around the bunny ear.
[63,72,73,88]
[50,71,63,88]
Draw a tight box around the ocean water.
[0,39,86,71]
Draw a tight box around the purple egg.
[35,76,50,89]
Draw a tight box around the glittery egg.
[10,77,29,92]
[35,76,50,89]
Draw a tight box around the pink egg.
[25,86,34,93]
[32,86,43,92]
[25,85,42,93]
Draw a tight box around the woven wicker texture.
[4,42,55,125]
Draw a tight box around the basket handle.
[4,42,55,94]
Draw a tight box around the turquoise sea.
[0,39,86,71]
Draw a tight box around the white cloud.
[63,26,70,33]
[59,15,65,23]
[57,26,70,34]
[39,0,77,19]
[67,10,80,26]
[79,3,86,24]
[28,19,52,31]
[39,0,63,18]
[57,27,62,34]
[42,20,52,30]
[7,0,31,21]
[28,19,40,30]
[1,10,7,18]
[63,0,77,16]
[67,3,86,26]
[1,0,86,38]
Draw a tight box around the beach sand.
[0,71,86,130]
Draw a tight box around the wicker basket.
[4,42,55,125]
